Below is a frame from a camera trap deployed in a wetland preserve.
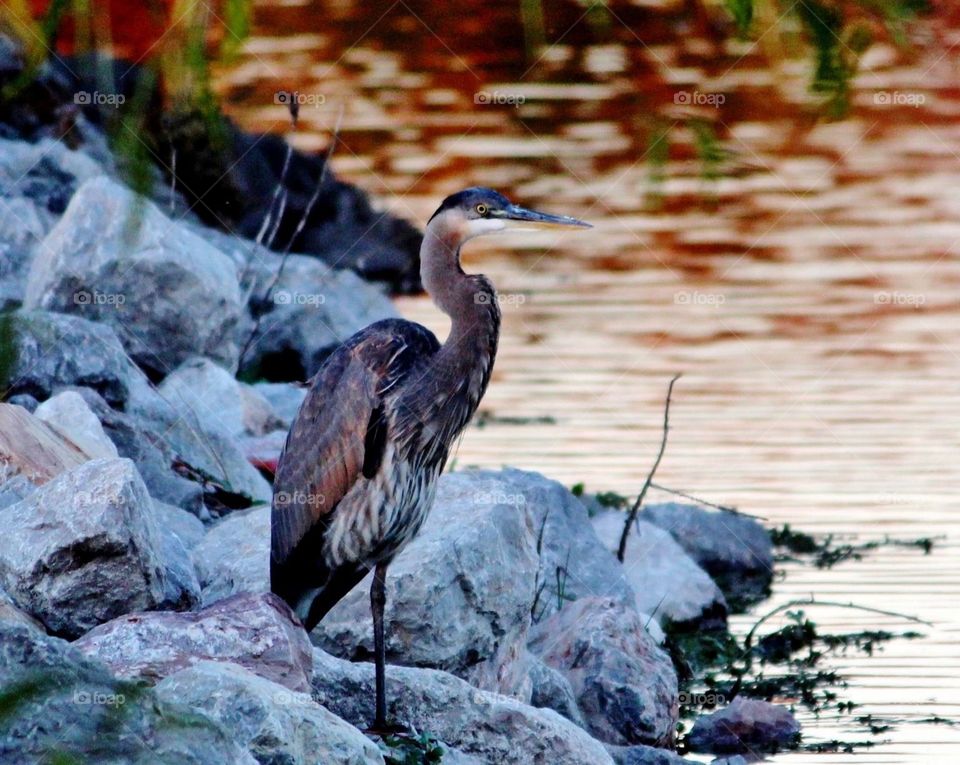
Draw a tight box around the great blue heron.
[270,187,589,730]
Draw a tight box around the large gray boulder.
[24,175,244,375]
[315,470,541,674]
[686,697,800,754]
[312,647,615,765]
[529,597,678,747]
[156,660,384,765]
[74,592,313,693]
[0,458,191,638]
[241,253,397,379]
[316,469,635,679]
[0,621,255,764]
[592,511,727,629]
[639,504,774,610]
[192,506,270,604]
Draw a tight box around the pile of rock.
[0,69,794,762]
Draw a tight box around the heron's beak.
[497,204,592,231]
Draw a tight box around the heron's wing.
[270,319,440,566]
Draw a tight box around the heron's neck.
[420,225,497,345]
[420,224,500,367]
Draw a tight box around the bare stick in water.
[617,373,681,562]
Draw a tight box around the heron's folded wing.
[270,324,438,565]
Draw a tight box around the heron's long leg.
[371,561,388,729]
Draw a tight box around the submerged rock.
[156,660,384,765]
[592,511,727,630]
[74,592,313,693]
[639,504,774,610]
[687,697,800,754]
[25,175,244,375]
[0,458,183,638]
[529,597,678,747]
[312,647,615,765]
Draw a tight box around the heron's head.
[428,187,591,243]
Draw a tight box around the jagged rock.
[315,470,541,674]
[5,392,37,411]
[24,175,244,375]
[158,357,283,440]
[6,309,142,408]
[607,743,693,765]
[73,387,206,515]
[192,505,270,605]
[592,511,727,629]
[639,504,774,610]
[516,468,636,621]
[529,597,678,747]
[241,254,397,380]
[0,621,256,764]
[0,458,188,638]
[686,697,800,754]
[74,592,313,693]
[34,389,118,459]
[0,197,49,310]
[157,522,202,612]
[317,469,634,679]
[0,587,44,631]
[0,402,89,485]
[312,647,615,765]
[252,381,307,426]
[528,654,586,726]
[154,498,206,550]
[156,661,385,765]
[0,474,34,509]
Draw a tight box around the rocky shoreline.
[1,51,799,765]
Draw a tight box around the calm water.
[214,2,960,760]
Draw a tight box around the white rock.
[35,390,118,459]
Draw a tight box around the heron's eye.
[475,204,488,216]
